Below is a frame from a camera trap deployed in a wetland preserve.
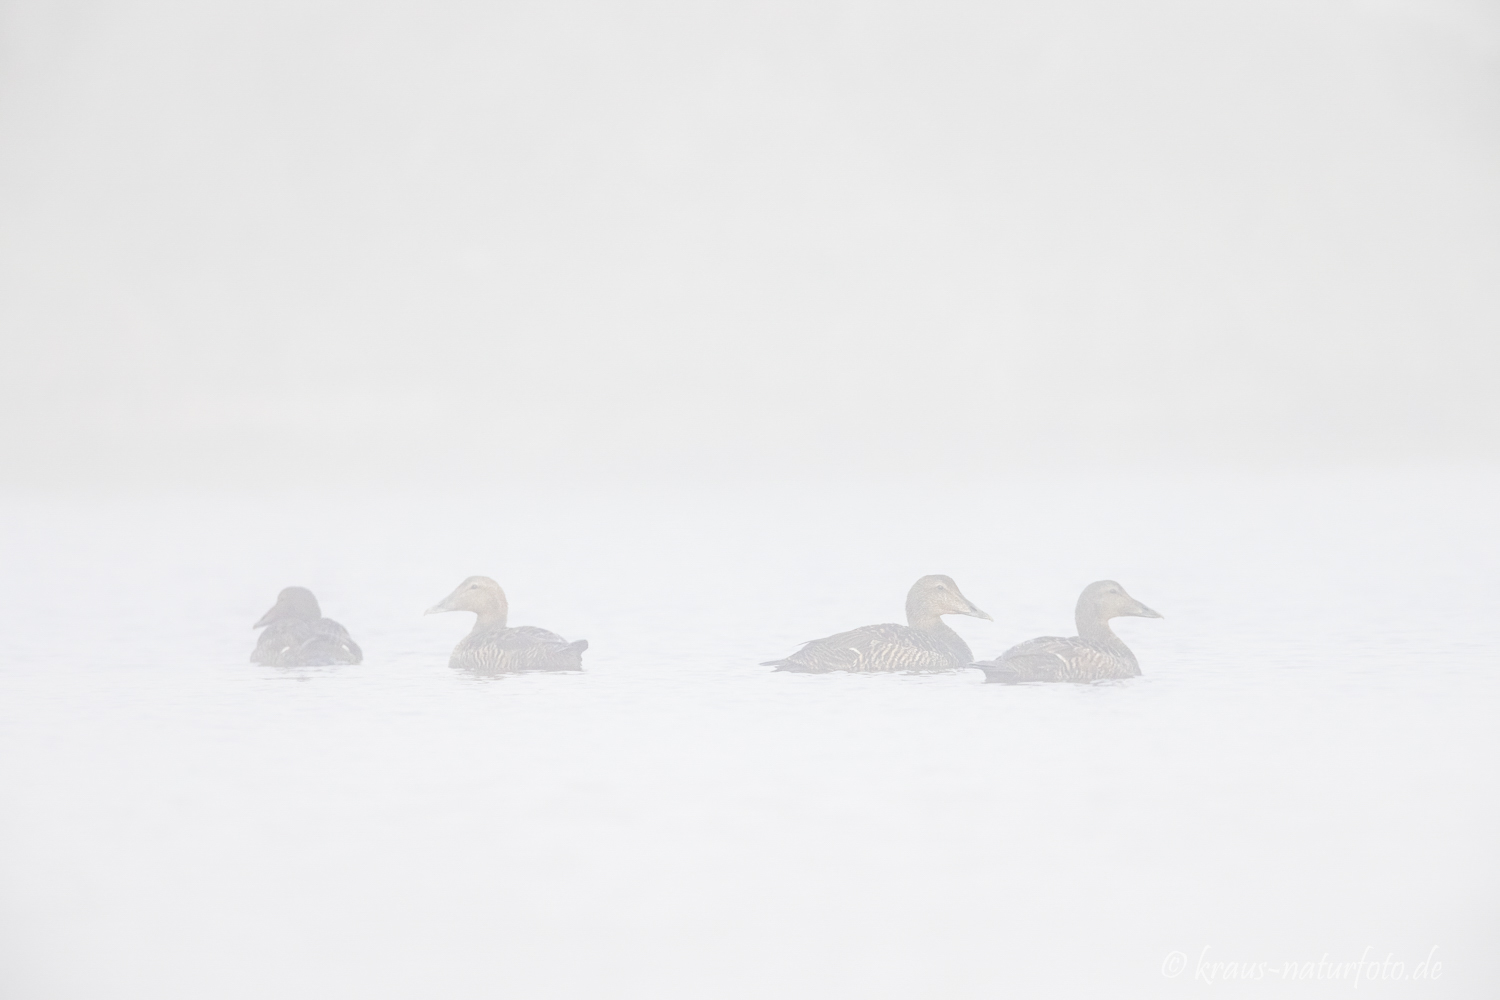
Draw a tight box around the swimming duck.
[425,576,587,672]
[972,580,1161,683]
[251,586,362,666]
[761,575,991,673]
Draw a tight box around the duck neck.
[908,612,973,661]
[907,607,945,631]
[1077,613,1134,662]
[471,607,508,631]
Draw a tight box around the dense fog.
[1,3,1497,999]
[1,0,1496,483]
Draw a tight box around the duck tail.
[971,659,1021,684]
[763,659,820,672]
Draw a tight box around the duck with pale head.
[426,576,588,673]
[761,575,991,673]
[972,580,1162,683]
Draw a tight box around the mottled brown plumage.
[762,575,991,673]
[251,587,362,666]
[973,580,1161,683]
[426,576,587,673]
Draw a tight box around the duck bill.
[964,602,993,622]
[1132,602,1163,619]
[425,588,461,615]
[253,606,279,628]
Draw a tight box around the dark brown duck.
[251,586,362,666]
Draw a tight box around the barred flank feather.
[973,635,1137,683]
[451,625,587,673]
[762,622,973,673]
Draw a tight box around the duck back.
[975,635,1138,683]
[451,624,587,673]
[252,617,362,666]
[763,622,973,673]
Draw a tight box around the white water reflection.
[0,470,1495,997]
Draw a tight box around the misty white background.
[1,0,1497,480]
[2,3,1499,999]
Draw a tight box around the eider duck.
[972,580,1161,683]
[251,586,362,666]
[425,576,587,672]
[761,575,991,673]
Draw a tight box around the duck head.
[906,574,991,627]
[254,586,322,628]
[426,575,509,628]
[1076,580,1162,626]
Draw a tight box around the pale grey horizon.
[1,0,1496,485]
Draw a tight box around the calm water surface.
[1,470,1496,998]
